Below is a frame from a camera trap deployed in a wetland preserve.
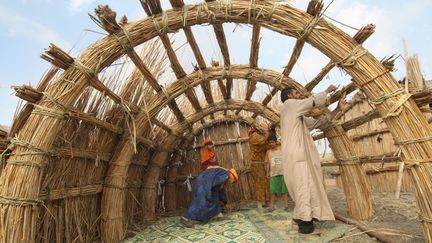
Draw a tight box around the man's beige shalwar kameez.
[280,92,335,221]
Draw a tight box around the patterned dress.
[184,167,229,222]
[249,132,270,203]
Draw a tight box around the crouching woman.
[181,166,238,227]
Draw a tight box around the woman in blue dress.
[181,165,238,227]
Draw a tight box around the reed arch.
[1,0,432,242]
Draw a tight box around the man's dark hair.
[281,86,295,103]
[267,134,277,142]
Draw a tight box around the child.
[265,135,289,212]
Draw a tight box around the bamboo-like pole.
[321,152,400,167]
[204,0,232,101]
[304,24,375,91]
[394,162,405,198]
[169,99,279,132]
[313,88,432,140]
[170,0,215,111]
[244,24,261,102]
[157,34,203,112]
[256,0,322,117]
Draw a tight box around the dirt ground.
[327,186,424,243]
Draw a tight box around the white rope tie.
[157,179,165,196]
[184,173,193,192]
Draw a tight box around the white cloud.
[0,5,71,49]
[69,0,94,13]
[291,46,331,85]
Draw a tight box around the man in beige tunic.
[280,85,346,234]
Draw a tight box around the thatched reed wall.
[0,128,7,154]
[1,1,432,242]
[329,54,430,194]
[163,122,256,212]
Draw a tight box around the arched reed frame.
[1,1,432,242]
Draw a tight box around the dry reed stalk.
[31,71,120,241]
[305,24,375,92]
[311,89,432,141]
[169,99,279,133]
[101,38,168,242]
[0,128,9,177]
[39,54,145,241]
[324,125,374,219]
[163,153,181,212]
[175,149,194,209]
[125,144,153,227]
[155,32,203,113]
[112,64,306,126]
[335,213,402,243]
[137,96,183,224]
[259,0,322,111]
[139,134,179,221]
[316,9,432,241]
[406,54,424,89]
[189,115,267,138]
[245,24,261,101]
[9,67,60,138]
[203,0,232,99]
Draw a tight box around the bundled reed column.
[140,135,180,221]
[321,33,432,242]
[164,153,181,212]
[323,124,374,219]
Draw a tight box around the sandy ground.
[328,186,424,243]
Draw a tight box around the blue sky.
[1,0,431,127]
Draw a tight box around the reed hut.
[325,54,429,195]
[1,0,432,242]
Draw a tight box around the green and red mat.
[126,207,348,242]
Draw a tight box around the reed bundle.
[1,1,432,242]
[323,125,374,220]
[406,55,424,90]
[101,39,169,241]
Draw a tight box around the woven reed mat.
[125,206,348,242]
